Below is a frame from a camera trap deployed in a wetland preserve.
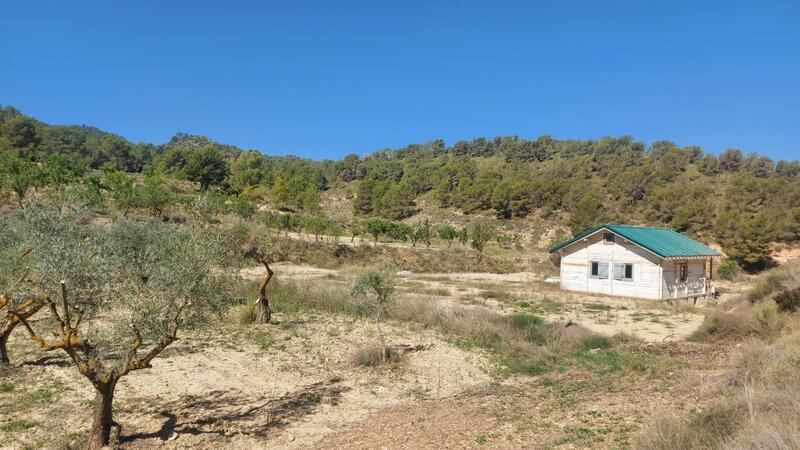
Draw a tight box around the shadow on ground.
[122,377,348,445]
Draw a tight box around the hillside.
[3,105,800,449]
[2,104,799,270]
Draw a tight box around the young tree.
[0,152,42,206]
[414,218,433,248]
[470,221,494,256]
[104,169,139,216]
[233,196,256,220]
[457,226,469,246]
[351,270,396,362]
[437,224,457,248]
[365,218,386,244]
[277,213,300,236]
[349,219,364,244]
[385,221,411,242]
[42,152,87,188]
[8,216,231,449]
[138,175,172,217]
[302,212,330,242]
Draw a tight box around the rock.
[396,270,412,278]
[589,348,601,353]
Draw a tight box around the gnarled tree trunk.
[87,379,119,450]
[256,258,274,324]
[0,330,11,366]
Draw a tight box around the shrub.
[351,343,406,367]
[234,301,258,325]
[775,287,800,313]
[746,267,790,304]
[716,259,740,280]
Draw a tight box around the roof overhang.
[550,226,723,260]
[551,226,667,260]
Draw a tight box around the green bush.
[716,259,740,280]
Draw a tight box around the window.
[603,233,614,244]
[590,261,608,279]
[679,264,688,282]
[614,263,634,281]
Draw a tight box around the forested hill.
[1,105,799,269]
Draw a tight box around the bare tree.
[255,256,274,323]
[5,211,230,449]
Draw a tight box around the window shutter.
[598,263,609,279]
[614,264,624,280]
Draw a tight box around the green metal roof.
[548,224,722,258]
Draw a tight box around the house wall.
[559,232,663,300]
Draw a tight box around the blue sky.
[2,1,798,160]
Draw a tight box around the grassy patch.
[577,335,614,351]
[241,328,277,350]
[583,302,614,312]
[527,297,565,315]
[0,380,61,415]
[0,419,39,432]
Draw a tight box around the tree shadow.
[122,376,348,444]
[22,355,72,367]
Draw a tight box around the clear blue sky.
[2,1,798,160]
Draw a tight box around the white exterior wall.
[559,232,663,300]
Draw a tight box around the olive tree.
[0,208,85,366]
[352,270,396,362]
[6,209,231,449]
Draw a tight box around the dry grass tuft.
[351,343,407,367]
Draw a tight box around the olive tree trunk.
[87,379,119,450]
[0,330,11,366]
[256,258,274,324]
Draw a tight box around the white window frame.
[614,263,634,281]
[590,261,608,279]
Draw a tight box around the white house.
[549,224,722,300]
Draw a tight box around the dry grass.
[233,276,650,377]
[350,343,407,367]
[639,264,800,449]
[690,265,799,342]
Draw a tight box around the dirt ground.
[0,261,736,449]
[243,263,708,343]
[2,313,490,449]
